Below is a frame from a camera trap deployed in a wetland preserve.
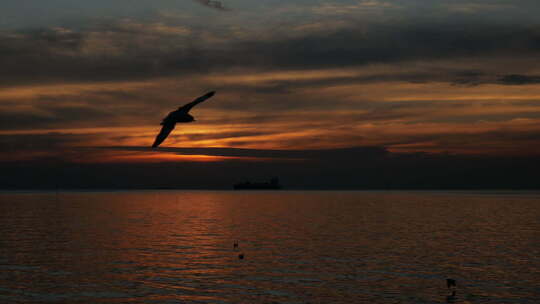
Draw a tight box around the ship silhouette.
[233,177,282,190]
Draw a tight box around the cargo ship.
[233,177,282,190]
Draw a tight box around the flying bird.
[151,91,215,148]
[194,0,229,11]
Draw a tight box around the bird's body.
[152,91,215,148]
[446,278,456,289]
[161,112,194,125]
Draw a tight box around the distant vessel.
[233,177,282,190]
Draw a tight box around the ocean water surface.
[0,191,539,303]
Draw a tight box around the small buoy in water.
[446,278,456,289]
[238,253,244,259]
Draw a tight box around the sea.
[0,190,538,303]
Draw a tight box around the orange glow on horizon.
[70,150,303,163]
[2,69,540,158]
[75,151,248,163]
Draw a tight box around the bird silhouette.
[152,91,215,148]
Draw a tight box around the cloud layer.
[2,19,540,86]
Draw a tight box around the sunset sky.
[2,0,540,188]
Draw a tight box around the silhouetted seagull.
[151,91,215,148]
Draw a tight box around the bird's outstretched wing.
[152,122,176,148]
[178,91,215,113]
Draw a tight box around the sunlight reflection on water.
[0,191,539,303]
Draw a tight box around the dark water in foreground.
[0,191,539,303]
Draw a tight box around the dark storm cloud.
[1,21,540,86]
[241,23,540,69]
[0,100,114,130]
[0,87,171,131]
[0,26,193,86]
[450,71,485,86]
[218,70,497,94]
[384,129,540,149]
[497,74,540,85]
[0,132,98,152]
[449,73,540,86]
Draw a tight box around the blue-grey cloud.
[1,20,539,87]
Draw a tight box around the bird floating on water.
[151,91,215,148]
